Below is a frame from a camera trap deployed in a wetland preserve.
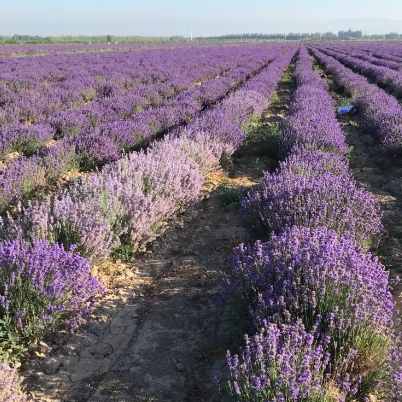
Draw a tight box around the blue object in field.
[337,105,355,115]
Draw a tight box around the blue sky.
[2,0,402,36]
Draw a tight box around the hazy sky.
[2,0,402,36]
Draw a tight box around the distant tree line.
[198,31,402,41]
[0,34,188,45]
[1,31,402,45]
[197,32,338,41]
[362,32,402,40]
[338,29,362,39]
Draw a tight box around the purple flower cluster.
[326,44,402,70]
[0,43,295,210]
[0,123,53,158]
[318,44,402,95]
[67,134,120,169]
[0,238,105,355]
[0,142,79,213]
[226,320,331,401]
[1,48,297,261]
[0,156,46,213]
[38,141,78,184]
[279,47,347,156]
[227,321,330,402]
[225,227,402,401]
[278,145,353,178]
[309,45,402,153]
[224,46,401,401]
[241,48,381,247]
[227,226,394,334]
[0,363,27,402]
[240,169,382,245]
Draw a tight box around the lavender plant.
[278,145,353,178]
[240,170,382,247]
[226,320,336,402]
[0,157,46,214]
[38,141,79,184]
[0,238,105,362]
[309,46,402,154]
[223,44,402,402]
[279,47,347,156]
[0,43,297,213]
[0,124,53,158]
[69,135,120,170]
[223,226,401,400]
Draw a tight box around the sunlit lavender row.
[316,44,402,96]
[0,41,214,57]
[219,46,402,402]
[0,43,292,214]
[2,39,402,402]
[310,45,402,154]
[0,45,297,376]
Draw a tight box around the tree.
[107,35,112,43]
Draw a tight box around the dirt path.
[311,57,402,311]
[20,63,295,402]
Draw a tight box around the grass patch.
[244,122,281,159]
[217,176,248,206]
[269,91,280,107]
[111,239,136,263]
[345,145,354,159]
[336,96,353,108]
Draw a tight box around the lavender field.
[1,41,402,402]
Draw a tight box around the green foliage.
[269,92,280,107]
[0,317,28,364]
[0,271,71,364]
[345,145,354,159]
[111,241,135,262]
[80,87,96,103]
[337,96,353,107]
[245,122,281,159]
[43,152,79,185]
[218,177,248,206]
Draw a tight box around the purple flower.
[0,237,105,354]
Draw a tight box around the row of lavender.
[0,43,165,57]
[219,46,402,402]
[0,44,262,153]
[315,44,402,97]
[0,44,263,128]
[308,45,402,155]
[322,41,402,64]
[0,48,297,399]
[0,44,292,214]
[0,41,215,57]
[321,44,402,71]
